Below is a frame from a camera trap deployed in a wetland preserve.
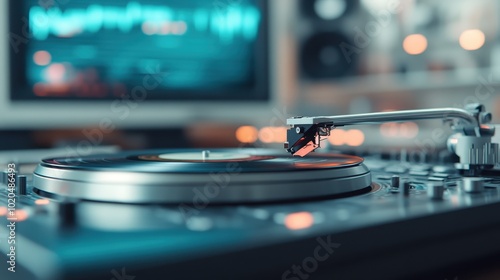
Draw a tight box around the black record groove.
[33,149,372,203]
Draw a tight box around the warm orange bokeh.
[33,50,52,66]
[235,126,258,143]
[403,34,428,55]
[35,199,51,205]
[459,29,485,51]
[345,129,365,146]
[328,129,365,146]
[284,211,314,230]
[0,207,7,216]
[6,209,29,222]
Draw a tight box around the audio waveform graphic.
[29,2,261,42]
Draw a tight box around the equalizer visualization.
[22,0,263,99]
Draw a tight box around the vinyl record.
[33,149,372,203]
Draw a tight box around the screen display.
[10,0,268,100]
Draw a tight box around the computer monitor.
[1,0,277,129]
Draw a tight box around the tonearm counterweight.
[285,104,498,176]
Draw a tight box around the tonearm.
[285,104,498,176]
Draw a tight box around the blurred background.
[1,0,500,158]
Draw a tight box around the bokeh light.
[44,63,66,83]
[257,126,287,143]
[328,129,346,146]
[33,50,52,66]
[345,129,365,146]
[328,129,365,146]
[380,122,399,137]
[35,199,51,205]
[284,211,315,230]
[7,209,29,222]
[403,34,428,55]
[235,126,258,143]
[380,122,419,138]
[0,207,7,216]
[399,122,419,138]
[459,29,485,51]
[258,127,275,143]
[314,0,347,20]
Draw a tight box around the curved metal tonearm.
[286,108,479,128]
[284,104,497,175]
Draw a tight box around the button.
[17,175,27,195]
[391,175,400,189]
[401,182,410,197]
[460,177,484,193]
[59,199,78,228]
[427,182,445,200]
[1,171,8,185]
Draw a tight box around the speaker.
[297,0,359,79]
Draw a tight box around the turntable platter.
[32,149,371,203]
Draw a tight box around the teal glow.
[29,3,261,42]
[73,45,97,59]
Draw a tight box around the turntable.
[2,104,500,280]
[33,149,371,203]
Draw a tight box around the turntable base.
[5,149,500,280]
